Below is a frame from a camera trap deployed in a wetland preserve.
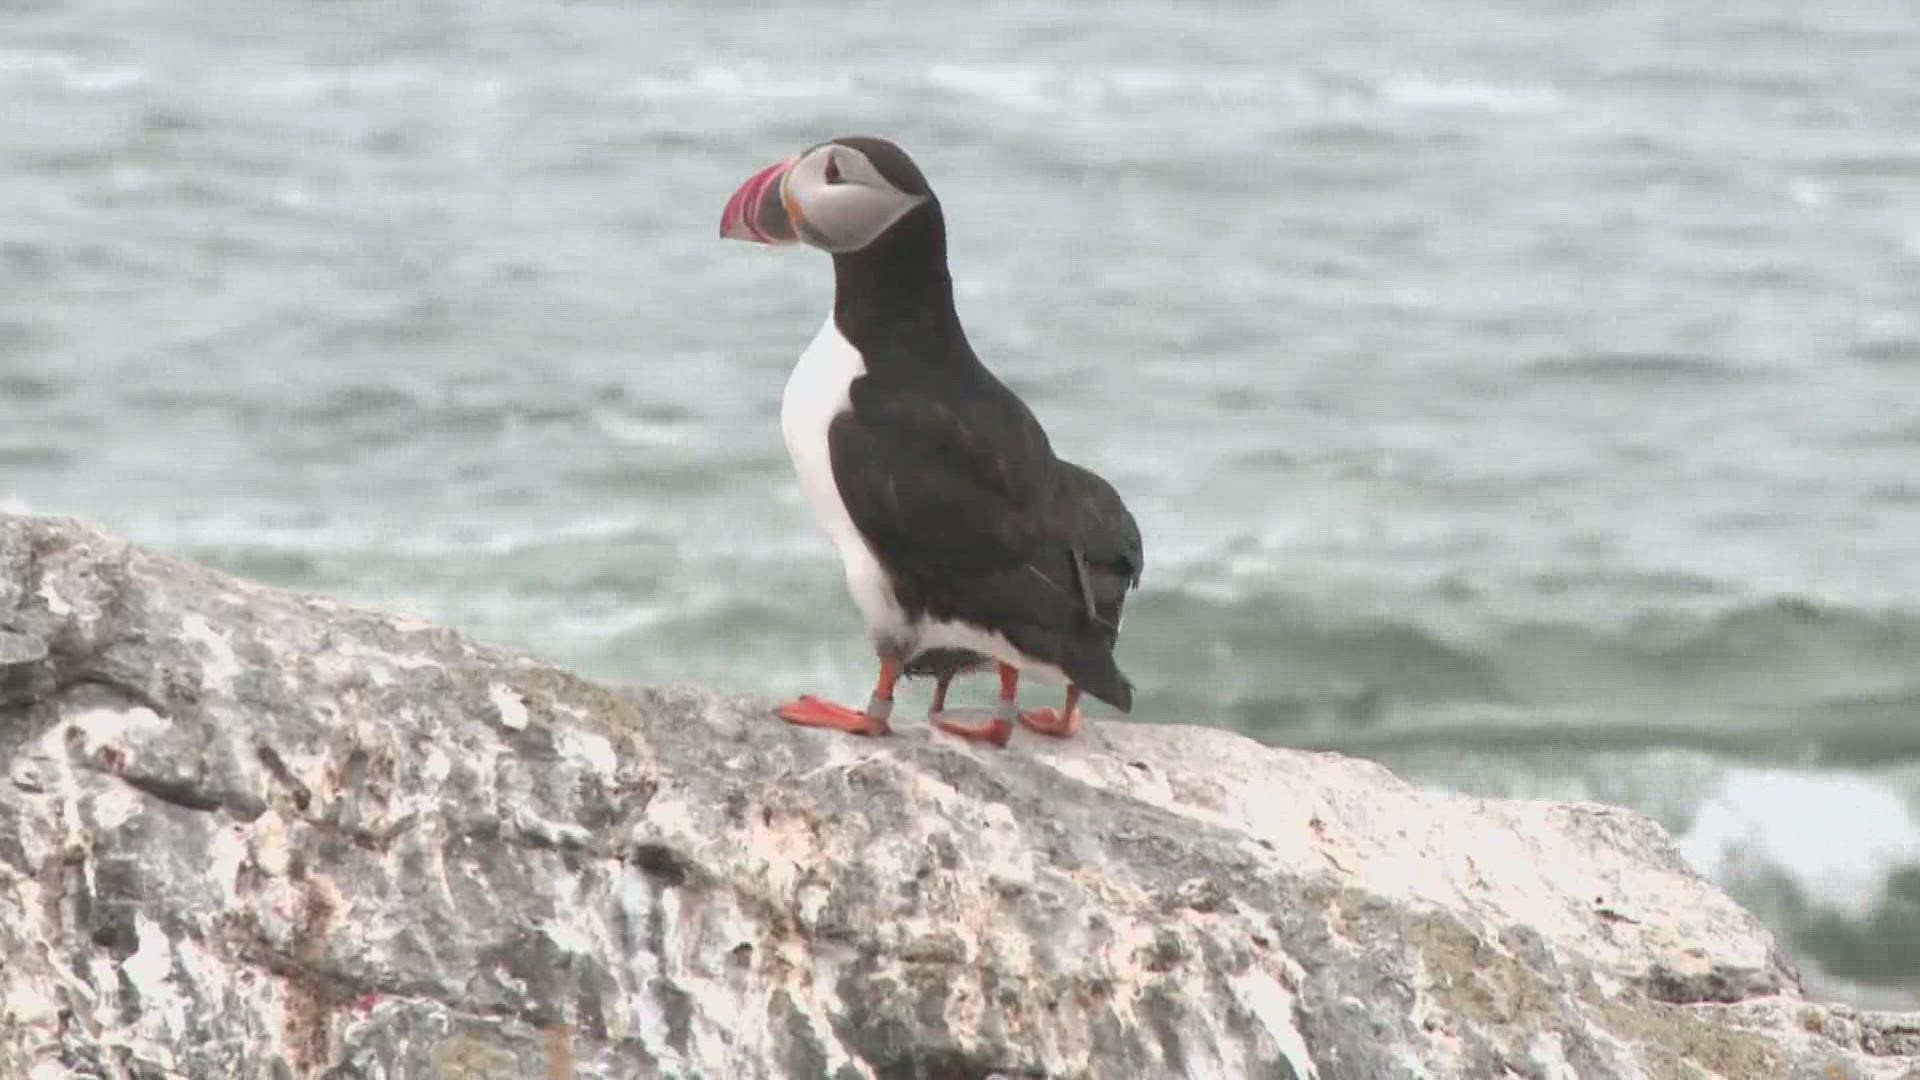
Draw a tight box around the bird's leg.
[777,659,898,737]
[927,671,955,717]
[933,663,1015,748]
[1019,684,1083,738]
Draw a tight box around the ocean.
[4,0,1919,1007]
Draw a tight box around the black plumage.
[903,458,1143,709]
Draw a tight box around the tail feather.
[1062,636,1133,713]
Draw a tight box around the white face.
[782,143,929,254]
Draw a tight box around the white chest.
[780,316,910,641]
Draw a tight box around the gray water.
[5,0,1920,1007]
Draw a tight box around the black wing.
[827,365,1055,584]
[1052,459,1144,633]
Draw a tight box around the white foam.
[925,63,1281,112]
[0,50,146,91]
[624,64,852,101]
[1789,178,1829,206]
[131,508,654,561]
[916,63,1560,122]
[925,64,1064,113]
[252,65,434,101]
[1678,766,1920,919]
[469,513,655,557]
[589,406,702,448]
[1376,75,1562,115]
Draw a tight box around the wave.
[0,444,71,469]
[0,51,512,105]
[248,65,506,105]
[1372,74,1562,115]
[1679,766,1920,994]
[1523,351,1750,383]
[0,369,59,402]
[1851,337,1920,366]
[0,50,146,92]
[1806,153,1920,180]
[1510,599,1920,687]
[918,61,1562,120]
[624,64,854,101]
[550,57,1575,127]
[1270,698,1920,769]
[1,49,1566,140]
[1122,589,1920,755]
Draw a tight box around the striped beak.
[719,157,799,244]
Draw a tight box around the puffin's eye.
[823,155,843,185]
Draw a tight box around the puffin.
[719,135,1144,746]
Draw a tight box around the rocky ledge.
[0,512,1917,1080]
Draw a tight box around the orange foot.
[777,695,890,737]
[1020,686,1084,738]
[932,712,1013,749]
[1018,707,1081,738]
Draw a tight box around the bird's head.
[720,136,934,254]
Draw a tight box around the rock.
[0,510,1916,1080]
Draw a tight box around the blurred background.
[4,0,1919,1007]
